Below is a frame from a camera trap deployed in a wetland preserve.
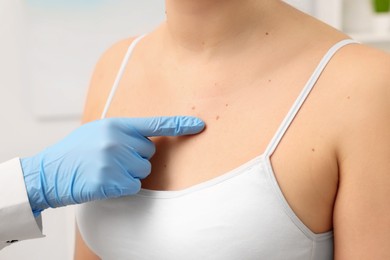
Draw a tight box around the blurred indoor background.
[0,0,389,259]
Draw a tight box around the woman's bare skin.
[75,1,390,259]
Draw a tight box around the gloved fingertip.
[178,119,206,135]
[168,116,205,136]
[131,116,206,137]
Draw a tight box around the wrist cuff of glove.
[20,156,49,214]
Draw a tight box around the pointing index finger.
[117,116,206,137]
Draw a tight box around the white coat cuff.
[0,158,44,244]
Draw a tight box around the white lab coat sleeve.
[0,158,45,250]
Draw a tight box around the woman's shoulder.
[328,42,390,159]
[82,37,137,123]
[332,43,390,115]
[94,37,136,73]
[336,42,390,84]
[323,41,390,112]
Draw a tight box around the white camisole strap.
[100,37,359,154]
[100,34,146,119]
[264,39,359,157]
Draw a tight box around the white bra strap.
[264,39,359,157]
[100,34,146,119]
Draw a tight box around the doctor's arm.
[0,115,204,250]
[0,158,44,250]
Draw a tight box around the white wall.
[0,1,80,259]
[284,0,314,14]
[0,1,164,259]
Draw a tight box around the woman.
[75,0,390,259]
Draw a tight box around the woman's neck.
[162,0,275,56]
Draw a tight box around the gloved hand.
[20,116,205,217]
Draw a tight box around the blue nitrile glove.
[20,116,205,216]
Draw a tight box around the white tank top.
[76,37,358,260]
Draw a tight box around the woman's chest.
[104,62,340,234]
[107,70,336,185]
